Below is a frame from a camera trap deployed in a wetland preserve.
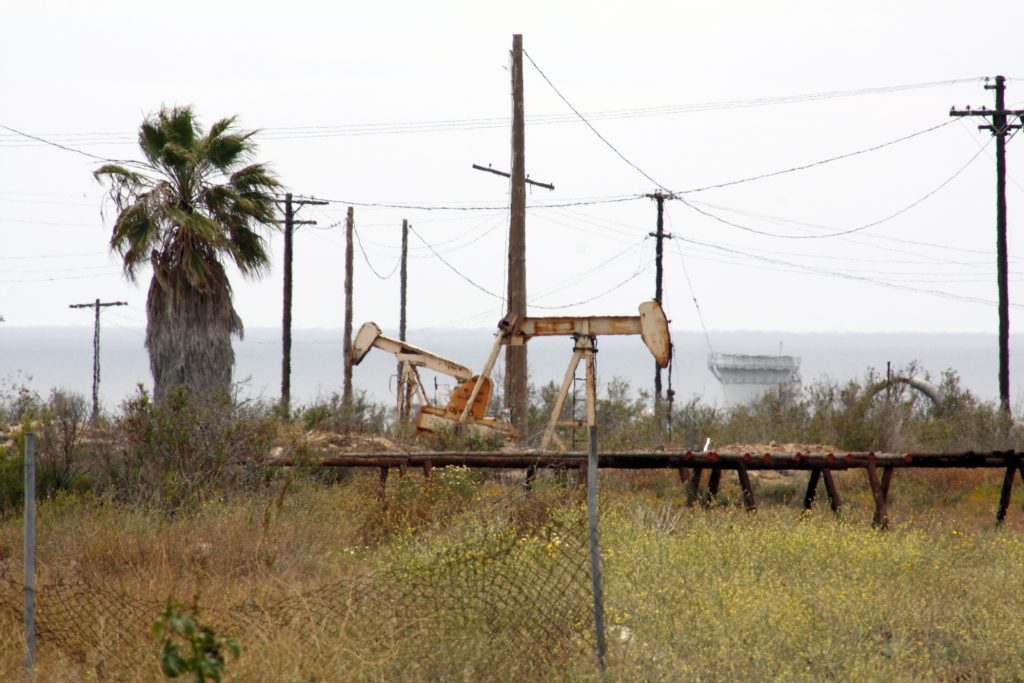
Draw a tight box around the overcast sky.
[3,0,1024,346]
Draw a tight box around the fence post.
[24,432,36,677]
[587,425,607,673]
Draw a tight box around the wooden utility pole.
[343,206,355,410]
[277,193,327,418]
[646,191,674,407]
[69,298,126,421]
[951,76,1024,418]
[506,33,529,443]
[398,219,413,422]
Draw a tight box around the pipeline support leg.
[686,467,703,507]
[736,462,756,512]
[803,469,822,510]
[996,458,1018,524]
[822,469,841,515]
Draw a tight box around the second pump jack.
[350,323,514,439]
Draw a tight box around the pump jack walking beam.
[457,301,672,447]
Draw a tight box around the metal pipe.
[586,425,607,673]
[24,433,36,677]
[275,450,1021,470]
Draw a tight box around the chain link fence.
[0,470,599,681]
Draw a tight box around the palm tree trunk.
[146,266,242,400]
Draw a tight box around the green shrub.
[153,602,239,682]
[102,386,279,511]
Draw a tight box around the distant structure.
[708,352,802,406]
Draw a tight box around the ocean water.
[2,326,1022,413]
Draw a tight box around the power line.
[0,250,108,261]
[0,77,983,147]
[665,210,714,353]
[523,49,672,192]
[0,124,145,167]
[316,195,640,211]
[352,224,400,280]
[675,140,991,239]
[410,223,649,310]
[674,119,957,195]
[678,235,1023,309]
[408,224,504,299]
[690,199,1024,265]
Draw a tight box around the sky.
[3,0,1024,349]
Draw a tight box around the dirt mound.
[717,442,841,455]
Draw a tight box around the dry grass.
[0,465,1023,681]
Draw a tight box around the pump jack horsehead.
[456,300,672,447]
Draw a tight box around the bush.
[99,386,279,511]
[298,390,389,434]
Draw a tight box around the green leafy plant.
[153,602,239,682]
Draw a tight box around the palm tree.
[95,105,281,400]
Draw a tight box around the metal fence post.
[587,425,607,673]
[24,432,36,677]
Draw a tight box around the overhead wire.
[523,49,672,193]
[664,209,714,353]
[689,199,1024,266]
[674,138,992,239]
[352,224,400,280]
[673,119,957,195]
[0,124,147,168]
[315,195,639,212]
[677,235,1023,309]
[0,77,982,147]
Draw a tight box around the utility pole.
[276,193,328,418]
[69,298,126,421]
[506,33,529,444]
[398,219,412,422]
[343,206,355,411]
[951,76,1024,419]
[646,191,674,407]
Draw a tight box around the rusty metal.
[352,322,474,380]
[278,449,1024,525]
[866,462,888,529]
[686,467,703,507]
[516,315,641,338]
[540,346,586,450]
[822,469,841,514]
[350,320,512,437]
[457,333,505,425]
[803,469,821,510]
[704,468,723,507]
[279,450,1022,470]
[736,461,756,512]
[377,466,389,501]
[638,300,671,368]
[996,455,1020,524]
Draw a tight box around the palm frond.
[94,104,279,399]
[206,116,236,141]
[159,106,198,150]
[138,121,167,165]
[204,132,250,172]
[94,164,147,211]
[225,225,270,278]
[230,163,281,196]
[110,197,160,279]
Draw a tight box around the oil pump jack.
[351,300,672,446]
[458,300,671,447]
[350,323,514,438]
